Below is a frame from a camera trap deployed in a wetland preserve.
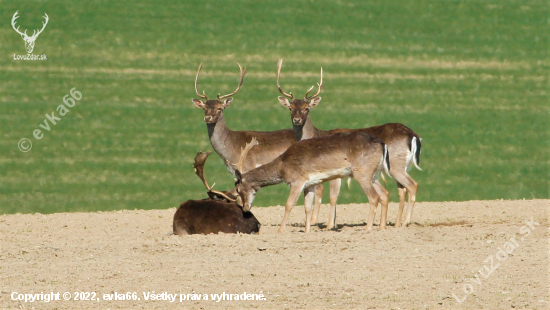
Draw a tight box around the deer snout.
[292,118,302,125]
[204,116,213,123]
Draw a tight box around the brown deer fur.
[191,63,326,219]
[173,151,260,235]
[235,132,390,233]
[276,59,422,228]
[173,199,260,235]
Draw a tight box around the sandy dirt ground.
[1,199,548,309]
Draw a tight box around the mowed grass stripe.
[2,54,543,71]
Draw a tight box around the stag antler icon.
[12,11,49,54]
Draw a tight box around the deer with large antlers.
[234,133,390,233]
[192,63,327,219]
[11,11,49,54]
[173,151,260,235]
[276,59,422,228]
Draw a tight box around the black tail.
[384,143,390,172]
[415,137,421,166]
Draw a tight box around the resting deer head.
[11,11,49,54]
[193,151,238,202]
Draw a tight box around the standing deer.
[276,59,422,228]
[11,11,49,54]
[173,151,260,235]
[192,63,326,219]
[234,133,390,233]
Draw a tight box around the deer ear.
[222,97,233,108]
[278,96,291,108]
[192,99,206,109]
[309,97,321,108]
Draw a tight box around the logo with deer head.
[11,11,49,54]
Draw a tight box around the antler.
[31,13,48,39]
[236,137,259,173]
[193,151,237,202]
[194,63,208,100]
[218,63,247,100]
[194,151,214,190]
[276,59,294,99]
[11,11,26,37]
[304,67,323,100]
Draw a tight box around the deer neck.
[244,158,284,189]
[206,115,236,161]
[293,114,318,140]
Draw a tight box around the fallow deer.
[234,133,390,233]
[276,59,422,228]
[173,151,260,235]
[191,63,326,219]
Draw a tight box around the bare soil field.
[1,199,548,309]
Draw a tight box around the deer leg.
[278,185,303,233]
[392,173,418,227]
[310,184,324,226]
[396,183,407,227]
[374,179,390,230]
[403,180,418,226]
[303,186,316,233]
[327,178,341,230]
[354,176,380,231]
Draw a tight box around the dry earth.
[1,200,548,309]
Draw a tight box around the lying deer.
[276,59,422,228]
[173,151,260,235]
[191,63,326,221]
[234,133,390,233]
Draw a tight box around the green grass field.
[1,0,547,214]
